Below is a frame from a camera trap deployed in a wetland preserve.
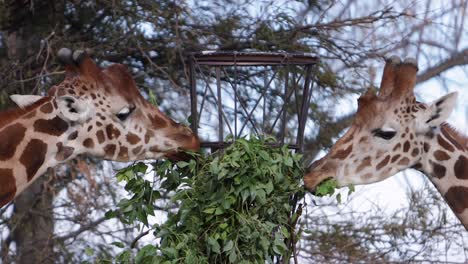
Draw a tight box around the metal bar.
[189,57,198,134]
[197,67,211,128]
[189,52,318,66]
[263,67,267,132]
[280,67,289,144]
[297,65,313,153]
[220,68,260,136]
[293,73,302,119]
[269,82,296,135]
[216,67,224,146]
[201,141,299,149]
[194,60,234,136]
[234,52,238,138]
[237,69,279,136]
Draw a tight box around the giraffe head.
[10,48,200,162]
[304,56,459,192]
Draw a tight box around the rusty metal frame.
[188,51,318,153]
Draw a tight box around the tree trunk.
[11,173,55,264]
[1,1,64,263]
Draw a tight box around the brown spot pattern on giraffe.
[20,139,47,181]
[433,150,451,161]
[376,155,391,170]
[40,103,54,114]
[68,131,78,140]
[437,135,455,152]
[149,114,168,129]
[454,155,467,180]
[34,116,69,136]
[423,143,430,153]
[126,133,141,144]
[118,146,129,160]
[356,156,371,172]
[431,162,446,179]
[332,145,353,160]
[412,163,423,171]
[150,145,162,152]
[83,138,95,148]
[106,124,121,140]
[393,143,401,151]
[444,186,468,214]
[403,141,410,152]
[0,169,16,207]
[411,148,419,157]
[104,144,116,156]
[0,124,26,160]
[391,154,401,163]
[441,127,464,151]
[132,146,143,155]
[398,157,409,166]
[145,130,154,144]
[96,130,105,144]
[55,142,74,161]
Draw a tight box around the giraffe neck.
[420,124,468,229]
[0,98,82,206]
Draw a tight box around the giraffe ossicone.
[0,48,200,207]
[305,56,468,230]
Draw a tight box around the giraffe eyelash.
[116,106,136,121]
[372,128,397,140]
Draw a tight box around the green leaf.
[273,239,288,255]
[336,193,342,203]
[223,240,234,252]
[203,208,215,214]
[105,210,117,219]
[177,161,190,168]
[85,247,94,256]
[315,178,338,197]
[148,89,158,106]
[161,247,178,258]
[348,184,355,195]
[229,250,237,263]
[136,245,157,263]
[111,241,125,248]
[207,237,221,254]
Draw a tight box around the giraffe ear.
[56,95,94,123]
[10,95,45,109]
[424,92,458,127]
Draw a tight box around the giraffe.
[0,48,200,207]
[304,56,468,230]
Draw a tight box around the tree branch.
[416,48,468,84]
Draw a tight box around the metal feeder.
[188,51,318,153]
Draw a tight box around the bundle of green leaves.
[107,136,305,263]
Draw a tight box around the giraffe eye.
[372,128,396,140]
[116,106,135,121]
